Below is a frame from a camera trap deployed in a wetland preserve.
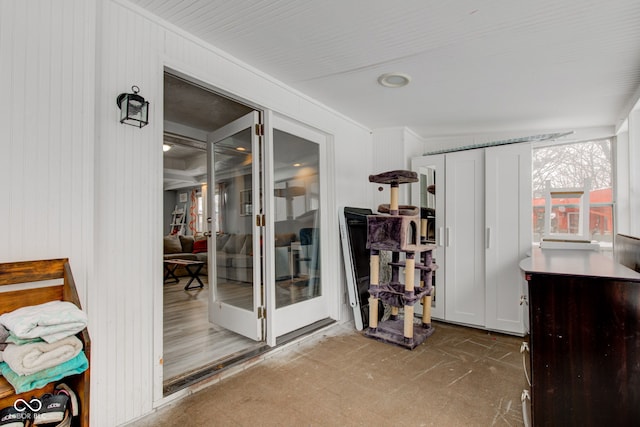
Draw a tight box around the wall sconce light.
[116,85,149,128]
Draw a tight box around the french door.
[207,111,263,341]
[206,110,332,344]
[265,113,330,341]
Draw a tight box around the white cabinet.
[485,144,531,333]
[411,143,531,335]
[444,149,485,327]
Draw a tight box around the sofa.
[214,233,253,283]
[163,234,208,276]
[163,231,310,283]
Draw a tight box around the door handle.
[203,231,212,237]
[486,227,491,249]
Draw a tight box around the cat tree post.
[364,170,437,349]
[404,253,415,344]
[368,249,380,330]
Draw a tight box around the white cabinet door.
[444,149,485,327]
[485,143,531,334]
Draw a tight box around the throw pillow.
[193,239,207,253]
[163,235,182,254]
[179,235,195,253]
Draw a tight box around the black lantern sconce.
[116,85,149,128]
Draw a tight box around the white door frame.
[263,111,339,346]
[155,65,340,404]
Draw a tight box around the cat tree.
[365,170,437,349]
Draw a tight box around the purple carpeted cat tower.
[364,170,437,349]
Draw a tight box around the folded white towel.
[2,335,83,376]
[0,301,87,343]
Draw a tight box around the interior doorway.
[162,71,266,394]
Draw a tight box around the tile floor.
[130,321,529,426]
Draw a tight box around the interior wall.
[163,191,177,234]
[371,127,427,210]
[91,1,372,425]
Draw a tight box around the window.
[196,193,204,233]
[532,138,613,251]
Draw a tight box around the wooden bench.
[0,259,90,427]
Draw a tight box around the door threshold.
[276,318,336,346]
[162,318,336,396]
[163,343,270,395]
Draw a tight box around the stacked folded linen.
[0,301,89,394]
[0,352,88,394]
[0,301,87,343]
[2,335,83,376]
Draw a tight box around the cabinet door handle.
[486,227,492,249]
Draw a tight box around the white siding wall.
[90,1,372,425]
[91,1,163,425]
[0,0,95,303]
[1,0,372,425]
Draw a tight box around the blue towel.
[0,351,88,394]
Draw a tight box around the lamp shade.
[116,86,149,128]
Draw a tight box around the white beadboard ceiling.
[132,0,640,137]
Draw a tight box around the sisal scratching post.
[389,183,399,215]
[422,295,432,327]
[369,251,380,330]
[404,254,415,342]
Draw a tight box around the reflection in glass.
[418,166,437,307]
[213,128,254,310]
[419,167,436,243]
[273,129,321,308]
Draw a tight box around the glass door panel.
[207,111,262,341]
[267,114,330,340]
[273,129,321,308]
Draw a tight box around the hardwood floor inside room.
[163,276,264,391]
[163,273,323,393]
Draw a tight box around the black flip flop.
[0,405,29,427]
[32,393,68,425]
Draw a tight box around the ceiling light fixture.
[293,163,301,167]
[163,144,172,152]
[377,72,411,88]
[236,147,246,152]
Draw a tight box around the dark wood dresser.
[520,248,640,426]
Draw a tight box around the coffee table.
[163,259,205,290]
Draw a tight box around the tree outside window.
[532,139,613,250]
